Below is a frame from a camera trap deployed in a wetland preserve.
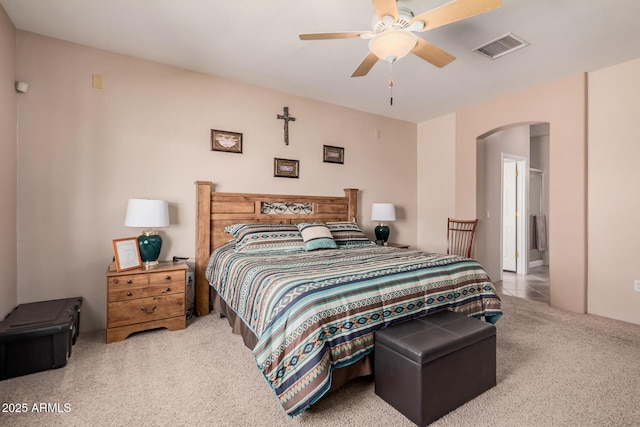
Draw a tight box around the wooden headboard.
[194,181,358,316]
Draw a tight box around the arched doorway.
[475,122,550,303]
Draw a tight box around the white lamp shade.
[371,203,396,222]
[369,30,417,62]
[124,199,169,228]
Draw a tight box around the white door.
[503,161,517,271]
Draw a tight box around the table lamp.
[371,203,396,244]
[124,199,169,268]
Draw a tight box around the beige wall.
[457,74,587,314]
[588,57,640,324]
[9,21,640,332]
[15,31,417,331]
[416,113,455,253]
[0,5,17,319]
[450,73,587,314]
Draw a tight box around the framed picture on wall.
[274,158,299,178]
[211,129,243,153]
[323,145,344,164]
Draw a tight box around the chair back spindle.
[446,218,479,258]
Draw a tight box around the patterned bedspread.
[206,242,502,417]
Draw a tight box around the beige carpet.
[2,294,640,427]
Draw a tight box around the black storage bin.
[0,297,83,380]
[374,310,496,426]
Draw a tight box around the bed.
[194,181,502,417]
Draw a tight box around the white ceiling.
[3,0,640,123]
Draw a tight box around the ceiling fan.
[299,0,502,77]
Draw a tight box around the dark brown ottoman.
[374,310,496,426]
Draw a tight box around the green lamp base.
[374,225,390,244]
[137,232,162,267]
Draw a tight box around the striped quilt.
[206,242,502,417]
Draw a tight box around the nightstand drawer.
[108,275,148,289]
[148,270,182,285]
[149,279,185,297]
[107,294,185,328]
[108,286,148,302]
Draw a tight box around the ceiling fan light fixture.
[382,15,395,26]
[407,20,425,32]
[369,30,417,63]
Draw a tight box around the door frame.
[501,153,527,275]
[502,159,517,272]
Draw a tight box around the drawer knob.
[141,305,157,314]
[127,292,133,297]
[165,275,171,281]
[165,287,171,292]
[126,279,133,285]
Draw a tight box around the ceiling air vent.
[473,33,529,59]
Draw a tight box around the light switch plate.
[92,74,103,89]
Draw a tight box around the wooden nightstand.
[386,243,410,249]
[106,261,187,343]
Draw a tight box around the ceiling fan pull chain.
[388,62,394,106]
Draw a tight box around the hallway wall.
[529,133,550,267]
[476,125,530,281]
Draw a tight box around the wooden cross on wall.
[276,106,296,145]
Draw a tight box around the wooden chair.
[447,218,479,258]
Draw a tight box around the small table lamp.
[124,199,169,268]
[371,203,396,245]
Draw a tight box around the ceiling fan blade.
[299,32,370,40]
[371,0,398,20]
[412,0,501,32]
[351,52,379,77]
[411,38,456,68]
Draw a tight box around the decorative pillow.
[326,221,375,247]
[223,223,247,236]
[297,223,337,251]
[224,223,304,253]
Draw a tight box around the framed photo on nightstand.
[112,237,142,272]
